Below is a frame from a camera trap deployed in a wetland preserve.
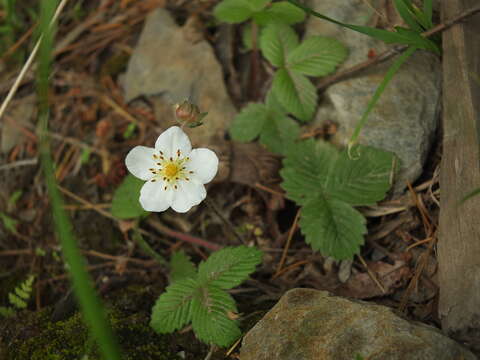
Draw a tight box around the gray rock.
[240,289,476,360]
[306,0,441,193]
[123,9,236,146]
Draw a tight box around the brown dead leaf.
[336,260,411,299]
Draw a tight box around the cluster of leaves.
[150,246,262,347]
[218,1,347,152]
[0,275,35,317]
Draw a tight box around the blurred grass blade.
[423,0,433,26]
[459,188,480,205]
[36,1,121,359]
[348,46,417,151]
[393,0,423,32]
[286,0,438,53]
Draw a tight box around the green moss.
[3,286,182,360]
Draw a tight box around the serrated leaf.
[111,174,148,219]
[326,145,395,206]
[280,139,338,205]
[229,103,269,142]
[213,0,254,23]
[197,246,262,289]
[272,68,317,122]
[260,114,300,154]
[191,284,240,347]
[260,23,298,67]
[253,1,305,25]
[150,278,197,333]
[286,36,347,77]
[300,196,367,259]
[170,251,197,283]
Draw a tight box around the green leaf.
[286,36,348,77]
[191,284,240,347]
[285,0,439,53]
[150,278,197,333]
[0,212,18,234]
[260,114,300,154]
[248,0,270,12]
[260,23,298,67]
[213,0,254,23]
[394,0,423,32]
[459,187,480,205]
[197,246,263,289]
[281,139,395,259]
[0,306,15,318]
[170,251,197,283]
[229,103,269,142]
[423,0,433,27]
[281,139,338,205]
[326,145,396,206]
[111,174,148,219]
[241,23,253,50]
[272,68,317,122]
[253,1,305,25]
[300,196,366,260]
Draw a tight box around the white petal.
[125,146,156,180]
[186,148,219,184]
[139,180,174,212]
[171,180,206,213]
[155,126,192,158]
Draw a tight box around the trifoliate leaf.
[253,1,306,25]
[280,139,338,205]
[191,284,240,347]
[260,23,298,67]
[286,36,348,77]
[229,103,269,142]
[111,174,148,219]
[300,196,367,259]
[272,68,317,122]
[170,251,197,283]
[259,114,300,155]
[281,139,395,259]
[150,278,197,333]
[197,246,263,289]
[214,0,254,23]
[326,145,396,206]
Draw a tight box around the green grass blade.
[348,46,417,151]
[36,1,121,359]
[459,188,480,205]
[423,0,433,27]
[393,0,423,32]
[286,0,438,52]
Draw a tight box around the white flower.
[125,126,219,213]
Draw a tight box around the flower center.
[164,163,179,178]
[148,149,194,190]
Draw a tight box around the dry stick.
[357,254,386,294]
[0,0,70,121]
[204,198,245,245]
[316,4,480,91]
[274,209,301,278]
